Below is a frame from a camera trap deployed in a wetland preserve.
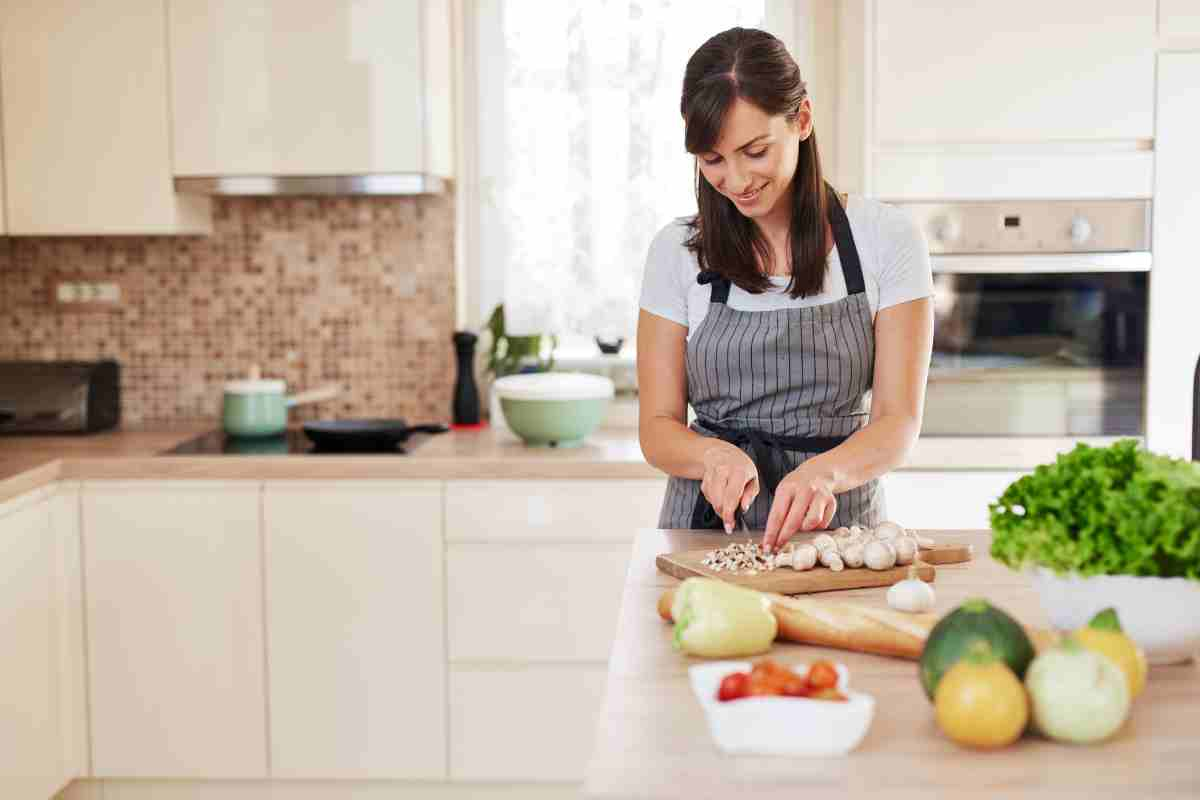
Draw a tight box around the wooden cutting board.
[656,537,973,594]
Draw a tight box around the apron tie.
[688,419,850,530]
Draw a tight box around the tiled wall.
[0,194,457,426]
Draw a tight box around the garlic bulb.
[887,567,936,612]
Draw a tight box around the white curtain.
[478,0,769,339]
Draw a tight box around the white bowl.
[688,661,875,757]
[1029,567,1200,665]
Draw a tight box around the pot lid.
[493,372,615,401]
[224,378,286,394]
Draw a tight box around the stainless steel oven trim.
[932,252,1151,274]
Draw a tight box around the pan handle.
[406,423,450,435]
[286,384,340,408]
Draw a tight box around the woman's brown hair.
[681,27,830,298]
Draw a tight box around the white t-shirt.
[638,195,934,337]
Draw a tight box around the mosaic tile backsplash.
[0,194,457,426]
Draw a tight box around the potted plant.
[484,304,556,377]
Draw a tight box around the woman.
[637,27,934,552]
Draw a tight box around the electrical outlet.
[53,280,122,309]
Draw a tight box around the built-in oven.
[892,199,1151,437]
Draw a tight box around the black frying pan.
[302,419,449,452]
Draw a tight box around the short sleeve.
[875,205,934,311]
[638,221,691,327]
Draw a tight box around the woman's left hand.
[761,466,837,552]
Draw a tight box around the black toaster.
[0,360,121,434]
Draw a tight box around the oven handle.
[932,252,1151,274]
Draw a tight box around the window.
[473,0,795,342]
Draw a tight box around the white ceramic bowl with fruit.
[1029,568,1200,665]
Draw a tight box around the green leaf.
[988,439,1200,580]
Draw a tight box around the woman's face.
[695,96,811,222]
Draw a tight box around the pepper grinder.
[452,331,483,428]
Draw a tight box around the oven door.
[923,257,1147,437]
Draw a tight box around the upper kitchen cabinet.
[0,1,211,235]
[168,0,454,179]
[874,0,1155,144]
[866,0,1157,199]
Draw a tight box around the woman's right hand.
[700,442,759,533]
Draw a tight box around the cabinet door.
[263,481,446,779]
[50,484,88,789]
[0,490,63,800]
[1146,53,1200,458]
[83,482,267,778]
[874,0,1155,144]
[0,1,210,234]
[882,471,1026,531]
[169,0,443,177]
[448,543,631,662]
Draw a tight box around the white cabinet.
[0,488,64,800]
[449,666,609,782]
[874,1,1155,144]
[263,482,446,779]
[168,0,454,178]
[1146,53,1200,459]
[448,543,631,662]
[445,478,661,785]
[1160,0,1200,37]
[883,471,1026,530]
[0,1,210,235]
[82,482,267,778]
[445,480,667,542]
[868,0,1157,199]
[50,483,88,789]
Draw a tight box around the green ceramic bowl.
[494,373,614,448]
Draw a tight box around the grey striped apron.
[657,186,884,530]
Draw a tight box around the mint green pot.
[223,391,288,437]
[499,397,609,448]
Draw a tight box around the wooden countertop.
[584,529,1199,799]
[0,426,661,504]
[0,424,1127,506]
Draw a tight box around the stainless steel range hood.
[174,173,447,196]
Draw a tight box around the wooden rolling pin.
[658,587,1058,660]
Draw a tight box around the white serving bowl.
[1029,567,1200,665]
[688,661,875,757]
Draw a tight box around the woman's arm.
[762,296,934,549]
[638,310,759,529]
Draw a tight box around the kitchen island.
[585,529,1199,800]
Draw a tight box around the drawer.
[448,543,631,662]
[883,471,1027,530]
[445,480,666,542]
[449,665,608,781]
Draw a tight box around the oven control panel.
[892,200,1150,254]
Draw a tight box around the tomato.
[781,675,810,697]
[717,671,750,701]
[749,659,792,695]
[807,661,839,690]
